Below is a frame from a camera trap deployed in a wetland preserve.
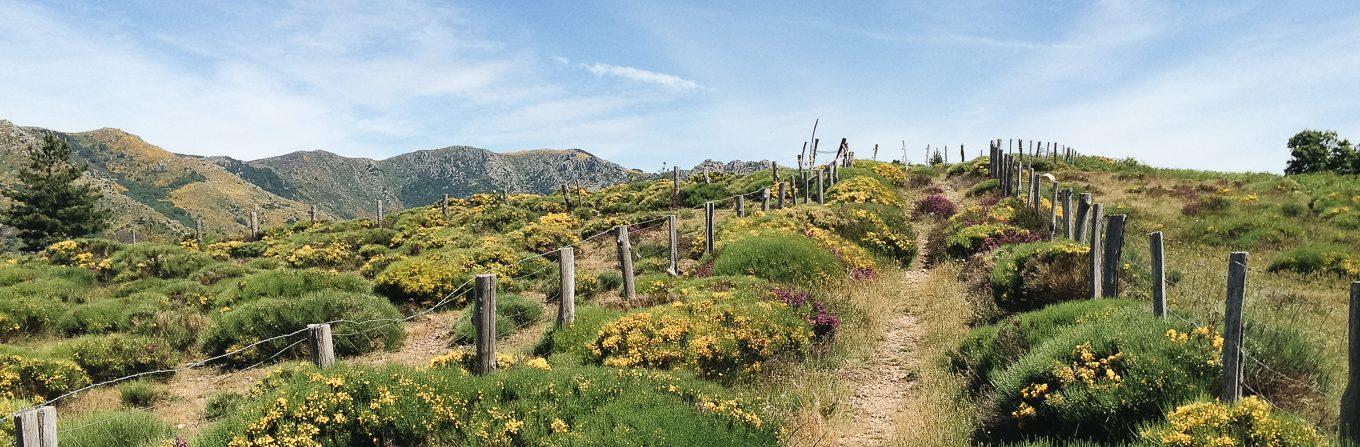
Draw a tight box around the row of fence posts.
[987,139,1359,444]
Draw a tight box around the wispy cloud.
[581,62,703,91]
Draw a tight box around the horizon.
[3,1,1359,173]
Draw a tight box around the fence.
[7,158,857,445]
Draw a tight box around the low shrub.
[826,176,902,206]
[0,352,91,402]
[450,293,544,344]
[968,179,1001,197]
[828,204,917,265]
[945,223,1037,260]
[204,241,268,260]
[118,380,166,407]
[534,305,625,359]
[190,262,256,286]
[712,235,843,284]
[56,333,177,382]
[988,241,1091,312]
[914,194,958,217]
[55,295,163,336]
[1137,396,1324,446]
[106,244,215,281]
[1267,243,1356,277]
[203,392,247,421]
[60,408,172,447]
[373,241,524,305]
[512,213,580,253]
[871,163,907,186]
[1187,215,1301,249]
[0,294,69,338]
[194,364,777,447]
[1180,194,1231,216]
[218,269,370,307]
[201,291,404,368]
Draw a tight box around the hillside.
[0,120,318,244]
[206,147,637,219]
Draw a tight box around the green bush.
[0,294,69,338]
[190,262,256,286]
[55,294,163,336]
[712,235,843,284]
[944,223,1034,259]
[204,392,247,421]
[106,244,215,281]
[0,351,91,402]
[60,409,171,447]
[450,293,544,344]
[1187,214,1301,249]
[534,305,625,359]
[980,308,1220,443]
[201,291,404,368]
[194,364,778,447]
[217,269,370,307]
[118,380,166,408]
[829,204,917,265]
[988,241,1091,312]
[1137,397,1325,446]
[56,333,177,382]
[1267,243,1350,276]
[967,179,1001,197]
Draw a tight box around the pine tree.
[2,133,110,251]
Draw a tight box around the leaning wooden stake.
[1088,204,1104,299]
[704,202,715,254]
[250,211,260,239]
[1150,232,1166,319]
[561,185,573,211]
[761,187,771,212]
[736,195,746,217]
[195,218,204,247]
[770,161,778,184]
[557,247,575,326]
[615,226,636,300]
[1074,194,1092,242]
[667,215,679,276]
[1341,281,1360,443]
[13,405,56,447]
[473,273,497,374]
[309,205,317,225]
[1102,214,1127,298]
[307,323,335,368]
[1221,252,1248,403]
[442,194,450,218]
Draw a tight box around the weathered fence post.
[615,226,636,300]
[802,173,810,204]
[1088,204,1104,299]
[816,169,825,205]
[770,161,778,184]
[195,218,204,247]
[1221,252,1248,403]
[667,215,679,276]
[704,202,715,253]
[249,211,259,239]
[1074,193,1092,242]
[561,185,573,211]
[672,166,680,203]
[442,194,450,218]
[736,195,746,217]
[1049,181,1059,240]
[307,323,335,368]
[761,187,771,212]
[777,183,786,209]
[1341,281,1359,443]
[1150,232,1166,319]
[558,247,575,326]
[473,273,497,374]
[1062,189,1074,239]
[1102,214,1127,298]
[13,405,56,447]
[376,199,385,228]
[309,205,317,225]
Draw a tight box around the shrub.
[980,310,1220,443]
[59,409,172,447]
[218,269,370,307]
[450,293,544,344]
[106,244,215,281]
[194,364,777,447]
[118,380,166,407]
[0,293,69,338]
[203,392,247,421]
[56,333,177,382]
[55,295,163,336]
[1187,215,1301,249]
[945,223,1036,260]
[1137,397,1325,446]
[40,238,123,268]
[712,235,843,284]
[374,242,523,305]
[191,262,256,286]
[914,194,958,217]
[204,241,267,259]
[1180,194,1230,216]
[871,163,907,186]
[201,291,404,367]
[534,305,625,359]
[1267,243,1356,277]
[988,241,1091,312]
[0,352,91,402]
[512,213,580,253]
[826,176,902,206]
[968,179,1001,197]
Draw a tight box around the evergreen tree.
[1285,129,1352,175]
[1,133,110,251]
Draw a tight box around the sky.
[2,1,1359,173]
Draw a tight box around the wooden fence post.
[1088,204,1104,299]
[771,161,778,184]
[1221,252,1248,403]
[704,202,715,254]
[761,187,771,212]
[736,195,746,217]
[249,211,259,239]
[1341,281,1359,443]
[1102,214,1127,298]
[816,169,825,205]
[777,182,786,209]
[309,205,317,225]
[558,247,575,326]
[1074,193,1092,242]
[473,273,497,374]
[13,405,56,447]
[307,323,335,368]
[561,185,573,211]
[1150,232,1166,318]
[1062,189,1074,239]
[1049,181,1059,240]
[442,194,450,218]
[667,215,679,276]
[195,218,204,247]
[616,226,636,300]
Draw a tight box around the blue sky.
[2,1,1359,172]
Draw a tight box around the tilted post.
[803,173,811,204]
[615,226,636,300]
[1221,252,1248,403]
[1102,214,1127,298]
[307,323,335,368]
[735,195,746,217]
[667,215,679,276]
[13,405,56,447]
[473,274,497,374]
[704,202,715,253]
[249,211,259,239]
[557,247,575,326]
[1088,204,1104,299]
[1341,281,1360,443]
[1150,232,1167,319]
[761,187,771,212]
[1074,193,1092,242]
[309,205,317,225]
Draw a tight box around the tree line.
[1285,129,1358,175]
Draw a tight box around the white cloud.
[581,62,703,91]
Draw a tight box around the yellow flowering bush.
[0,352,91,402]
[40,238,121,269]
[512,213,580,253]
[266,242,355,269]
[1140,396,1325,446]
[871,163,907,186]
[825,176,903,206]
[374,238,524,305]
